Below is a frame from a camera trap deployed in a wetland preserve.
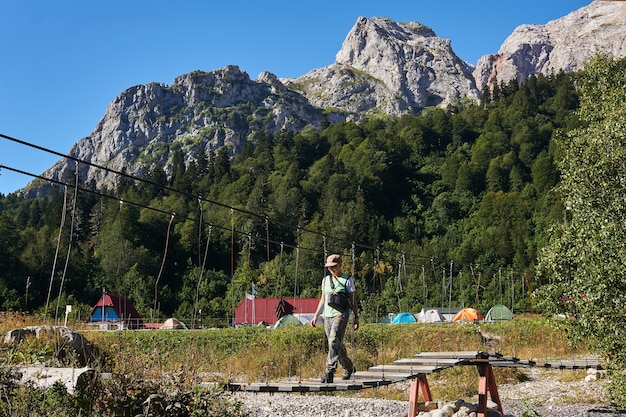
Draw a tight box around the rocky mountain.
[29,66,324,195]
[473,1,626,90]
[283,16,480,116]
[25,1,626,195]
[28,16,479,195]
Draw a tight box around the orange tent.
[452,308,484,323]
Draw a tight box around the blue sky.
[0,0,591,195]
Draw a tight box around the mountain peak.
[285,16,479,117]
[473,1,626,90]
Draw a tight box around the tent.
[294,313,322,325]
[452,308,484,323]
[391,312,417,324]
[415,308,445,323]
[161,318,188,330]
[88,292,144,329]
[273,314,303,329]
[484,304,513,321]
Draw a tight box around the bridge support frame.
[476,360,502,417]
[407,360,503,417]
[407,374,432,417]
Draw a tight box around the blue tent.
[391,312,417,324]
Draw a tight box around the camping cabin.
[88,292,144,330]
[234,297,319,326]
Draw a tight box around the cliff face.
[284,17,480,117]
[31,66,323,195]
[473,1,626,90]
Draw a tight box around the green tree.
[536,55,626,406]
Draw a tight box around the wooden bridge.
[226,350,603,417]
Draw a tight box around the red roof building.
[234,297,319,326]
[88,292,144,329]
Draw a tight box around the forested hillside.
[0,71,582,324]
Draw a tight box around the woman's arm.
[311,287,325,327]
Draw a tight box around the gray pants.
[323,314,354,374]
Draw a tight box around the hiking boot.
[341,367,356,380]
[321,371,334,383]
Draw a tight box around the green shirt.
[322,274,352,318]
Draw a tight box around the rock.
[3,326,98,366]
[441,403,456,416]
[430,409,452,417]
[12,364,96,394]
[473,1,626,91]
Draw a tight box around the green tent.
[273,314,303,329]
[484,304,513,321]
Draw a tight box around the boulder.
[3,326,98,366]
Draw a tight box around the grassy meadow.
[0,312,590,404]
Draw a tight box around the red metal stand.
[407,361,503,417]
[476,361,503,417]
[407,374,432,417]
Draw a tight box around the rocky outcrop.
[26,66,323,196]
[473,1,626,90]
[284,17,480,118]
[4,326,98,367]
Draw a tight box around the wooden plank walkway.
[225,350,603,393]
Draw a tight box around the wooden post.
[476,361,503,417]
[407,374,432,417]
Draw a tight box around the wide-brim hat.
[325,254,342,267]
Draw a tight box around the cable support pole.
[265,215,270,263]
[247,233,252,266]
[193,223,212,329]
[351,242,356,278]
[55,161,80,325]
[116,200,124,278]
[372,246,383,292]
[293,229,300,299]
[153,212,175,322]
[198,197,204,267]
[276,241,284,296]
[448,260,454,315]
[230,208,235,327]
[44,184,67,321]
[396,258,403,313]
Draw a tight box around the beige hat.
[325,254,342,267]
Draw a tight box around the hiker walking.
[311,254,359,383]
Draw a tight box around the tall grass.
[0,314,592,414]
[81,317,585,384]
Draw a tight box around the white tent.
[161,317,188,330]
[416,308,445,323]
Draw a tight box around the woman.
[311,254,359,383]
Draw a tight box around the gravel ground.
[230,368,612,417]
